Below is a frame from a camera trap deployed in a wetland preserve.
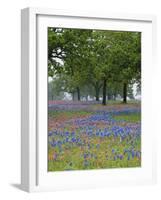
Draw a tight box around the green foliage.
[48,28,141,102]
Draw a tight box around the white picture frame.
[21,7,157,192]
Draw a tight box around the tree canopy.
[48,27,141,104]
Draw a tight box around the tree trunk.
[77,87,80,101]
[95,87,100,101]
[123,83,127,103]
[102,79,107,105]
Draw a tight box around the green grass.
[113,113,141,122]
[48,110,93,118]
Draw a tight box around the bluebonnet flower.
[96,132,99,136]
[112,149,115,153]
[83,153,88,159]
[65,131,69,136]
[136,151,141,158]
[131,150,135,158]
[71,132,75,136]
[119,155,123,160]
[51,141,57,147]
[71,137,76,142]
[48,131,53,137]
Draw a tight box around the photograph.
[47,27,141,172]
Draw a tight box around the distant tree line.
[48,28,141,104]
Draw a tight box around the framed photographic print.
[21,7,156,192]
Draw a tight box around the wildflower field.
[48,101,141,171]
[47,28,141,171]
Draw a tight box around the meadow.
[48,101,141,171]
